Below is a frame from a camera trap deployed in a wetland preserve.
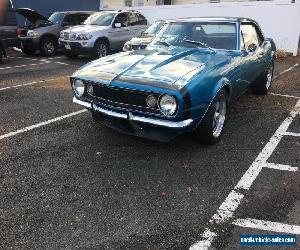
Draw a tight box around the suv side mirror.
[247,43,257,53]
[114,23,121,28]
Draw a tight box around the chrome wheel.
[212,96,226,138]
[96,43,107,58]
[266,64,273,89]
[44,41,55,55]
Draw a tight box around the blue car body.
[71,17,276,142]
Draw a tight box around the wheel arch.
[94,36,110,49]
[39,33,58,45]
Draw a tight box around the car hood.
[64,25,108,33]
[16,8,50,25]
[73,46,231,89]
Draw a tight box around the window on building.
[156,0,172,5]
[125,0,133,7]
[137,0,144,6]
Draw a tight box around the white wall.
[127,1,300,55]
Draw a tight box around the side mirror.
[247,43,257,53]
[114,23,121,28]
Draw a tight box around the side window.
[128,13,139,26]
[77,14,90,25]
[114,13,129,27]
[137,14,147,25]
[241,24,260,50]
[63,15,76,26]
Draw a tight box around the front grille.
[85,81,161,115]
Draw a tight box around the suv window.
[114,13,129,27]
[241,24,261,50]
[63,14,90,26]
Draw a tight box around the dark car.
[123,20,165,51]
[16,9,94,56]
[0,0,19,61]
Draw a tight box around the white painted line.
[270,93,300,99]
[0,62,50,70]
[0,109,87,141]
[233,218,300,235]
[0,76,68,91]
[55,61,70,66]
[190,229,217,250]
[279,63,299,75]
[262,162,298,172]
[283,132,300,137]
[210,190,244,224]
[190,100,300,250]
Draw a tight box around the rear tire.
[251,61,274,95]
[22,47,36,56]
[92,39,109,59]
[194,89,228,145]
[40,37,57,57]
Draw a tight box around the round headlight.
[146,94,157,108]
[159,95,177,116]
[73,79,85,97]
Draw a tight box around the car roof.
[54,11,95,14]
[168,17,257,23]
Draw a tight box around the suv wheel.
[22,47,36,56]
[40,37,57,57]
[93,40,108,59]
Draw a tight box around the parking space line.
[283,132,300,137]
[0,76,68,91]
[0,62,50,70]
[262,162,298,172]
[190,100,300,250]
[0,109,87,141]
[270,93,300,99]
[232,218,300,235]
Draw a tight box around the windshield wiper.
[155,40,171,47]
[184,39,216,53]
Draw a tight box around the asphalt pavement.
[0,52,299,250]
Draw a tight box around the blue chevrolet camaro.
[71,17,276,144]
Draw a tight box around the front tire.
[40,37,57,57]
[92,39,108,59]
[251,61,274,95]
[194,89,228,145]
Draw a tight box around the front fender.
[187,77,232,127]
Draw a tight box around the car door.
[109,12,131,50]
[240,23,264,84]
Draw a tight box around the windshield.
[151,22,237,50]
[144,21,165,35]
[49,12,64,24]
[83,12,115,26]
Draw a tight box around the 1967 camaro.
[71,17,276,144]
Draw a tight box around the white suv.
[59,10,148,59]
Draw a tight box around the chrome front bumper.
[73,97,193,129]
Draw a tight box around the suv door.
[129,13,148,37]
[109,12,132,50]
